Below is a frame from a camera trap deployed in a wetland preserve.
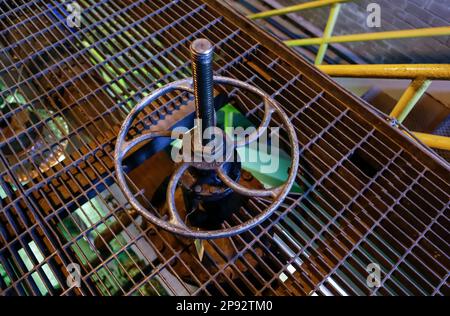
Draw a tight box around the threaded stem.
[190,39,215,144]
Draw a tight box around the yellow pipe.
[285,26,450,46]
[390,78,431,123]
[248,0,350,20]
[315,3,341,65]
[318,64,450,79]
[411,132,450,151]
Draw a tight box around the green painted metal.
[390,78,432,123]
[285,26,450,46]
[315,3,341,65]
[172,104,302,193]
[247,0,350,20]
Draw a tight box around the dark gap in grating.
[348,149,380,178]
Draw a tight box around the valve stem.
[190,38,215,145]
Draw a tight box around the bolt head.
[191,38,213,56]
[194,185,202,193]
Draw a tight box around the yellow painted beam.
[318,64,450,79]
[285,26,450,46]
[412,132,450,151]
[390,78,432,123]
[248,0,350,19]
[315,3,341,65]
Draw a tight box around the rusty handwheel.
[115,39,299,239]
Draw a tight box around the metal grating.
[0,0,448,296]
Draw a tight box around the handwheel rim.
[114,76,299,239]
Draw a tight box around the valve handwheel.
[115,39,299,239]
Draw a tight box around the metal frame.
[317,64,450,148]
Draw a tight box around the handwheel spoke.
[175,84,194,93]
[235,101,275,148]
[216,164,282,198]
[166,163,190,228]
[115,75,299,239]
[212,76,275,149]
[120,130,172,157]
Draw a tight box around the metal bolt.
[190,38,215,145]
[194,184,202,193]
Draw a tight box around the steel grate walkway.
[0,0,448,296]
